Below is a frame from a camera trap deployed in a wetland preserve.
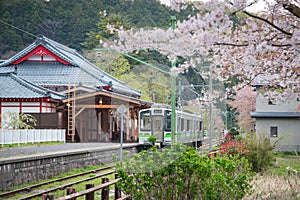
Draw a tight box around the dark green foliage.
[117,144,254,200]
[0,0,103,55]
[0,0,173,58]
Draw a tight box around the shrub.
[116,143,254,200]
[243,133,276,173]
[219,133,276,173]
[148,135,158,147]
[221,139,249,157]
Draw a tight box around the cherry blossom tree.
[104,0,299,101]
[227,85,256,133]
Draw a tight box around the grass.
[0,141,64,149]
[267,155,300,176]
[49,172,115,200]
[243,154,300,200]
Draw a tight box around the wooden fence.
[43,175,131,200]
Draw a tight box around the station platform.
[0,142,140,191]
[0,142,139,161]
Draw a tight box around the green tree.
[95,50,131,79]
[82,12,133,50]
[137,68,171,103]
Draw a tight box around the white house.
[251,88,300,152]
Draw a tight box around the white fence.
[0,129,66,145]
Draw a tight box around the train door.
[151,114,164,144]
[139,109,151,145]
[164,110,172,145]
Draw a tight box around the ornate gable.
[12,45,70,65]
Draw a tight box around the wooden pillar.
[114,174,121,199]
[66,187,76,200]
[42,194,53,200]
[101,178,109,200]
[85,184,94,200]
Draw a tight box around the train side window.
[181,118,185,131]
[199,121,203,131]
[176,116,180,131]
[196,120,199,131]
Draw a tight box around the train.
[138,104,207,148]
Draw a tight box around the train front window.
[165,110,171,131]
[140,110,151,131]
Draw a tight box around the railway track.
[0,165,115,199]
[198,139,223,151]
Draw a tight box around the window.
[187,119,190,131]
[181,118,185,131]
[177,116,181,132]
[199,121,203,131]
[165,110,171,131]
[270,126,278,137]
[268,100,275,105]
[140,110,151,131]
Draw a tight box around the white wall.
[256,93,299,112]
[255,118,300,152]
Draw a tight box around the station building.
[0,36,150,142]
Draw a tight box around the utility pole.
[170,16,177,146]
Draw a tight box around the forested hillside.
[0,0,173,59]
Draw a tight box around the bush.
[221,139,249,157]
[148,135,158,147]
[243,133,276,173]
[116,144,254,200]
[219,133,276,173]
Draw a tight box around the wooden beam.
[75,108,85,117]
[62,91,141,105]
[75,104,134,109]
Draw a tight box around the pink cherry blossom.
[105,0,299,101]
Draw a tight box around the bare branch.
[214,42,248,47]
[243,11,293,36]
[214,41,292,48]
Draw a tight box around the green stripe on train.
[139,133,151,137]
